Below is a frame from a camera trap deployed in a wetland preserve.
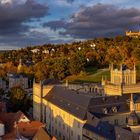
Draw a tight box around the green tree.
[9,86,30,112]
[69,53,86,75]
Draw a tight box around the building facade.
[33,81,91,140]
[8,73,28,89]
[126,30,140,38]
[0,78,6,90]
[102,64,140,96]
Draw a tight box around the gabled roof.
[0,111,29,132]
[44,86,92,120]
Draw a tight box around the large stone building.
[102,64,140,96]
[33,81,89,140]
[33,79,140,140]
[126,30,140,38]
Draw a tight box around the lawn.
[65,67,110,83]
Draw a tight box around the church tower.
[17,58,23,73]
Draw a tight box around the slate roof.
[44,85,140,120]
[88,94,130,116]
[44,86,92,120]
[83,122,116,140]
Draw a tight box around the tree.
[9,86,30,112]
[69,53,86,75]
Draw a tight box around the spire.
[17,58,23,73]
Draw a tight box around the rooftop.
[44,86,92,120]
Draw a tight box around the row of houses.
[0,101,57,140]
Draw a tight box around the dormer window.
[112,106,118,113]
[102,97,107,102]
[103,108,108,114]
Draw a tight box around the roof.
[42,79,61,85]
[44,86,92,120]
[8,73,27,79]
[0,111,29,132]
[33,127,51,140]
[88,94,130,116]
[17,121,44,138]
[83,121,115,140]
[2,121,44,140]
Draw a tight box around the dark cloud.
[0,0,48,35]
[44,3,140,39]
[43,20,67,31]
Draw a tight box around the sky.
[0,0,140,49]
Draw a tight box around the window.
[63,124,65,129]
[103,108,108,114]
[59,121,61,127]
[59,132,61,138]
[112,106,118,113]
[114,119,118,125]
[55,119,57,124]
[52,126,54,133]
[55,129,57,135]
[71,130,73,136]
[126,117,128,123]
[78,135,81,140]
[77,122,80,128]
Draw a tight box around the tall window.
[77,122,80,128]
[78,135,81,140]
[59,132,61,138]
[55,129,57,135]
[63,124,65,129]
[114,119,118,125]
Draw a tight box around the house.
[0,111,46,140]
[0,78,6,90]
[8,73,28,89]
[31,48,40,53]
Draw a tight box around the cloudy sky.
[0,0,140,49]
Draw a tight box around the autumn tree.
[9,86,30,112]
